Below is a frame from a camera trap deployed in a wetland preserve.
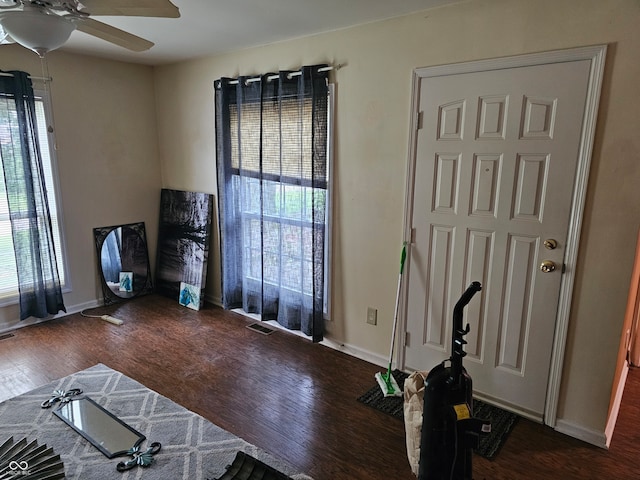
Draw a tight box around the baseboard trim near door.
[320,337,388,368]
[471,391,543,424]
[604,360,629,448]
[554,418,607,449]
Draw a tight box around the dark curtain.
[0,71,66,320]
[215,65,329,342]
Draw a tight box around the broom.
[375,242,407,397]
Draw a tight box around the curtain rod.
[225,64,340,86]
[0,71,52,82]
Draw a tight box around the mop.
[375,242,407,397]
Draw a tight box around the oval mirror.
[93,222,153,304]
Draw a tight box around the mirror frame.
[93,221,153,305]
[53,396,146,458]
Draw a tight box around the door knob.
[540,260,556,273]
[544,239,558,250]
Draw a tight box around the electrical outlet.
[367,307,377,325]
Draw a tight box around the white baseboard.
[204,293,222,307]
[216,302,390,369]
[0,298,101,335]
[0,316,51,336]
[554,419,608,449]
[227,306,389,365]
[319,337,388,368]
[66,299,103,315]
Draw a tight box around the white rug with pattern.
[0,364,312,479]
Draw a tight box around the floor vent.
[0,333,15,341]
[246,323,275,335]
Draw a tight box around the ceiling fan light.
[0,11,76,57]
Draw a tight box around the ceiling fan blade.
[77,0,180,18]
[75,18,153,52]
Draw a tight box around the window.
[216,66,330,340]
[0,86,67,303]
[229,91,332,315]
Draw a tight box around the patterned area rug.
[0,364,313,480]
[357,369,519,460]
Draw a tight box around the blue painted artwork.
[179,282,200,310]
[119,272,133,292]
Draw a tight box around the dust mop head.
[375,371,403,397]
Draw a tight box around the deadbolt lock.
[544,239,558,250]
[540,260,557,273]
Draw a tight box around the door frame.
[400,45,607,426]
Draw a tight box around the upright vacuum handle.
[450,282,482,384]
[454,281,482,317]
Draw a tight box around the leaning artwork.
[155,189,214,310]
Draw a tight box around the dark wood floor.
[0,294,638,479]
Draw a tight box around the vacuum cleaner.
[418,281,491,480]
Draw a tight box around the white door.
[404,59,592,420]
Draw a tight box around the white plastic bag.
[403,370,428,476]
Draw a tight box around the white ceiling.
[57,0,463,66]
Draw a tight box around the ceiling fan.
[0,0,180,57]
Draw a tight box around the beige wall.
[0,46,162,329]
[154,0,640,442]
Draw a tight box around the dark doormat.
[357,369,519,460]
